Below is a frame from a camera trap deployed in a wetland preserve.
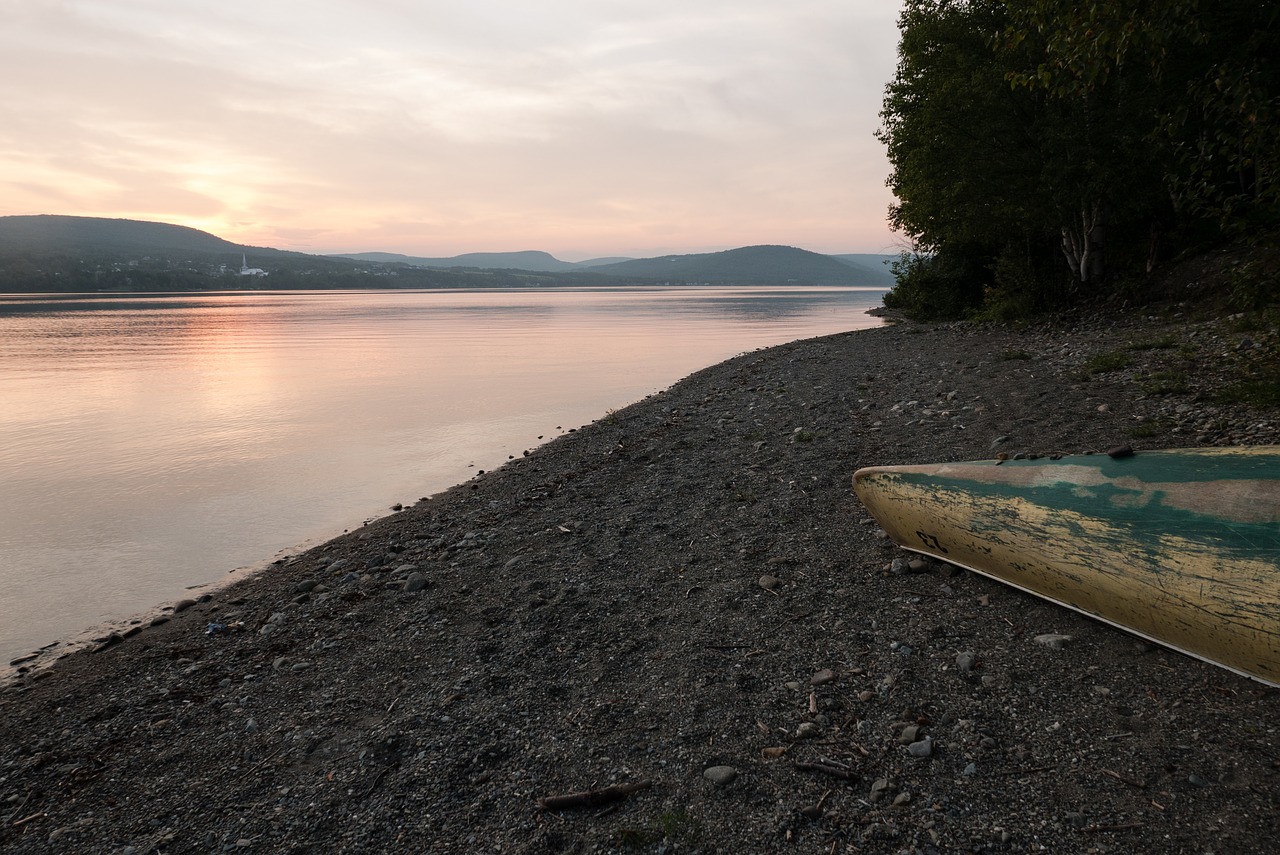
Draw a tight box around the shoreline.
[1,286,887,673]
[2,312,1276,853]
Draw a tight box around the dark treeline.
[878,0,1279,319]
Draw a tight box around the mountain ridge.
[0,215,897,290]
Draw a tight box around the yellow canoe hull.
[853,447,1280,686]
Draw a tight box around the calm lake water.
[0,287,884,666]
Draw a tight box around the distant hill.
[0,214,255,256]
[590,245,892,286]
[0,215,451,293]
[335,250,578,273]
[574,256,635,268]
[831,253,899,285]
[0,215,900,292]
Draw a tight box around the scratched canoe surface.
[853,446,1280,686]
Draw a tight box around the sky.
[1,1,906,261]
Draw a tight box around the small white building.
[240,254,268,277]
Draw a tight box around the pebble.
[703,765,737,786]
[869,777,892,801]
[956,651,976,672]
[906,736,933,758]
[403,572,428,593]
[172,598,197,613]
[810,668,837,686]
[758,574,781,590]
[1033,633,1073,649]
[795,721,822,739]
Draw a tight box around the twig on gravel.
[994,766,1055,776]
[537,780,652,811]
[2,791,31,825]
[238,744,285,781]
[794,761,855,781]
[364,768,390,797]
[1100,768,1147,789]
[776,611,814,629]
[11,811,46,828]
[1083,822,1144,832]
[905,589,951,599]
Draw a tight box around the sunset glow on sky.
[1,1,905,260]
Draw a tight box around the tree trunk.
[1060,202,1106,284]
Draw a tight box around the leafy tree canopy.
[879,0,1279,319]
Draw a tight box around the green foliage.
[1129,418,1173,438]
[615,810,700,848]
[1140,370,1190,395]
[882,249,988,321]
[1078,350,1132,378]
[878,0,1280,317]
[1128,337,1178,352]
[1224,259,1280,312]
[1215,370,1280,408]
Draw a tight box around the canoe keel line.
[853,447,1280,686]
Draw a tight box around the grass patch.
[998,349,1033,361]
[1140,371,1190,395]
[615,810,700,849]
[1078,350,1132,378]
[1223,309,1279,333]
[1129,419,1172,438]
[1128,336,1178,351]
[1214,371,1280,408]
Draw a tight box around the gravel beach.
[2,309,1277,854]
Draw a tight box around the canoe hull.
[853,447,1280,686]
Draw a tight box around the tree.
[877,0,1276,319]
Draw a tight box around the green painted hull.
[853,447,1280,686]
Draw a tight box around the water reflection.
[0,287,885,665]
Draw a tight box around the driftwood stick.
[1100,768,1147,789]
[537,780,652,811]
[793,761,854,781]
[1083,822,1144,833]
[11,811,46,828]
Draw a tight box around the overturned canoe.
[853,447,1280,686]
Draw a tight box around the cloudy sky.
[1,1,905,260]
